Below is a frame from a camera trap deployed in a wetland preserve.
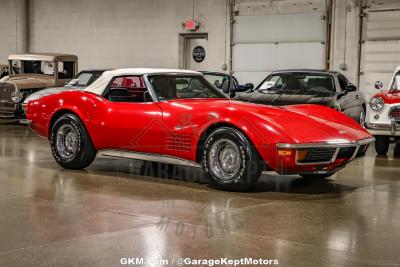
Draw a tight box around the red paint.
[26,91,371,173]
[373,91,400,104]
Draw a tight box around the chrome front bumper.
[367,122,400,136]
[277,137,375,166]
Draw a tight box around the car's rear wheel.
[202,127,263,191]
[50,114,96,169]
[375,135,390,155]
[300,173,334,179]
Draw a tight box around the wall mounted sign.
[184,20,199,31]
[192,46,206,63]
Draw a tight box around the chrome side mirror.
[375,81,383,90]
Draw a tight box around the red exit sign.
[184,20,199,31]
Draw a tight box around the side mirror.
[375,81,383,90]
[244,83,254,90]
[345,84,357,92]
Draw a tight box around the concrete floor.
[0,122,400,267]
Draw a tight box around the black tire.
[300,173,334,179]
[50,114,96,169]
[375,135,390,156]
[202,127,263,191]
[359,106,366,127]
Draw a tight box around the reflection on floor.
[0,122,399,267]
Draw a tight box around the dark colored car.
[234,70,366,125]
[201,71,253,98]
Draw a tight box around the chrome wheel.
[56,124,79,161]
[208,138,241,181]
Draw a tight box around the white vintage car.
[366,66,400,155]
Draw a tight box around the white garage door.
[232,0,327,85]
[360,2,400,100]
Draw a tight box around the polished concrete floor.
[0,122,400,267]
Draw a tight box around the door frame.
[178,33,208,69]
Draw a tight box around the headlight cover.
[369,96,385,111]
[10,91,23,103]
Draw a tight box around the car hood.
[4,74,55,90]
[235,91,335,107]
[230,100,369,143]
[163,98,370,144]
[23,85,84,104]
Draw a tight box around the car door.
[336,74,362,120]
[102,75,163,154]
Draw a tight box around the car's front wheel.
[202,127,263,191]
[50,114,97,169]
[375,135,390,155]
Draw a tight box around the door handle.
[355,95,360,99]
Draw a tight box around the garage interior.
[1,0,400,266]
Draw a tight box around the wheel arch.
[195,122,269,170]
[48,109,85,139]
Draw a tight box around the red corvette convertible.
[26,69,373,191]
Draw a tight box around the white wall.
[29,0,230,71]
[330,0,361,85]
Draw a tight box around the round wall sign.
[192,46,206,63]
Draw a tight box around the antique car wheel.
[50,114,96,169]
[300,173,334,179]
[202,127,263,191]
[375,135,390,155]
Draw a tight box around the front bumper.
[366,122,400,136]
[275,137,374,175]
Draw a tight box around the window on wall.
[106,76,151,103]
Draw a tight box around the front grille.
[389,106,400,121]
[356,144,369,157]
[0,82,18,115]
[337,146,357,159]
[297,147,337,163]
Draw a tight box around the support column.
[15,0,29,53]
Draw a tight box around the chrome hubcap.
[56,124,79,161]
[208,138,241,181]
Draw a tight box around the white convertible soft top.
[85,68,201,95]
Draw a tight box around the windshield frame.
[144,73,228,102]
[389,71,400,93]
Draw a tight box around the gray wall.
[28,0,230,71]
[0,0,28,63]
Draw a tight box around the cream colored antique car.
[0,53,78,119]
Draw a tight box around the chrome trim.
[142,74,160,103]
[98,150,200,168]
[277,138,374,166]
[276,137,374,149]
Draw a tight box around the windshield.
[10,60,54,76]
[203,73,231,90]
[66,71,103,87]
[257,73,336,96]
[390,72,400,93]
[148,75,227,101]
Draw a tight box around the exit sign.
[184,20,199,31]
